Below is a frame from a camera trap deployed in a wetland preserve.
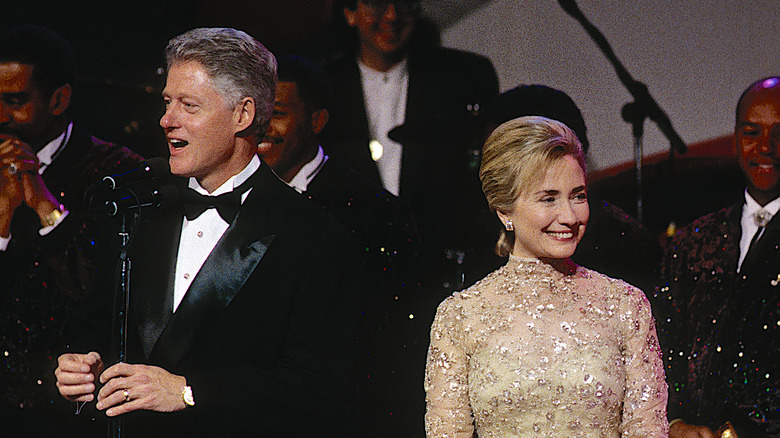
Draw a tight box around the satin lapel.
[147,166,280,368]
[132,207,182,359]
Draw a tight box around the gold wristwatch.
[41,205,66,227]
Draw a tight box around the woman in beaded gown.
[424,116,668,438]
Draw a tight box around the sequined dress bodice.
[425,257,668,438]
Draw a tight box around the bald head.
[734,77,780,206]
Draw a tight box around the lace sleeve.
[424,296,475,438]
[619,285,669,438]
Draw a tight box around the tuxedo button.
[184,273,190,280]
[197,231,203,238]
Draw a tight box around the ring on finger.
[8,162,17,175]
[123,390,130,402]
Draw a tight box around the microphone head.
[145,157,171,181]
[154,183,179,209]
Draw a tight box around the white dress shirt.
[172,155,259,311]
[288,145,328,193]
[359,58,408,196]
[738,190,780,272]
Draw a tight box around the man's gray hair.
[165,27,278,133]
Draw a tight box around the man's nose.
[159,107,176,129]
[757,131,775,154]
[383,3,398,20]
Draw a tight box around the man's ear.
[235,97,256,133]
[49,84,72,116]
[344,7,357,26]
[311,109,329,135]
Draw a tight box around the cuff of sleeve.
[39,208,69,236]
[0,233,10,251]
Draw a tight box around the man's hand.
[0,138,27,236]
[669,420,718,438]
[54,352,105,402]
[0,137,60,226]
[96,362,188,417]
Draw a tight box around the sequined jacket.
[0,126,143,432]
[660,203,780,437]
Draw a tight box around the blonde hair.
[479,116,586,257]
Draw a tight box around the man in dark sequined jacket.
[660,77,780,438]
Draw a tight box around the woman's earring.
[505,220,514,231]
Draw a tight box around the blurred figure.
[425,116,668,437]
[259,54,422,437]
[259,55,419,283]
[660,77,780,438]
[323,0,498,279]
[0,25,142,435]
[467,84,662,295]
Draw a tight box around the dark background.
[8,0,342,159]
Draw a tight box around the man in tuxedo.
[0,25,143,434]
[661,77,780,438]
[54,28,358,437]
[323,0,499,278]
[259,55,419,286]
[258,55,425,437]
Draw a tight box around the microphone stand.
[558,0,687,221]
[109,210,137,438]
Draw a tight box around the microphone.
[96,157,170,191]
[89,183,179,217]
[85,156,178,216]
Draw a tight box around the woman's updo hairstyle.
[479,116,586,257]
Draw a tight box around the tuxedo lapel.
[132,208,182,359]
[146,165,282,368]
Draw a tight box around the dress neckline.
[506,255,580,278]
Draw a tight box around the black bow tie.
[181,188,243,223]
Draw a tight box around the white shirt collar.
[358,57,408,83]
[743,190,780,220]
[37,122,73,174]
[187,154,261,197]
[288,145,328,193]
[738,190,780,271]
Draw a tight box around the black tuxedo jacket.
[83,163,359,437]
[322,48,498,260]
